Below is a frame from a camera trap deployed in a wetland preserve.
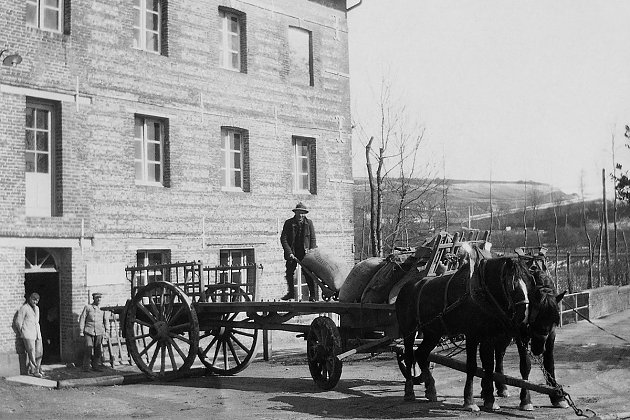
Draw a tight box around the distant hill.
[354,177,577,218]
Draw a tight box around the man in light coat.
[79,292,109,372]
[13,292,43,377]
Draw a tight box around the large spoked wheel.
[395,347,423,385]
[198,287,258,375]
[307,316,343,390]
[125,281,199,379]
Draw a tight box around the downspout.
[347,0,363,12]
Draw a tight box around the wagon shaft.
[427,353,562,397]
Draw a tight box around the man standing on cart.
[280,202,317,301]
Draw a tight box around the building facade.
[0,0,355,375]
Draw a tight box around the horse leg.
[515,339,534,411]
[479,339,500,410]
[543,331,569,409]
[463,337,480,412]
[494,336,511,397]
[415,332,440,402]
[403,333,416,401]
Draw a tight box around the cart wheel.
[198,287,258,375]
[395,347,423,385]
[307,316,343,390]
[125,281,199,379]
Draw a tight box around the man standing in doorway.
[13,292,44,377]
[280,202,317,301]
[79,292,109,372]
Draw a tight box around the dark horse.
[396,247,562,411]
[484,250,567,411]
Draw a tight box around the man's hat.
[92,292,103,298]
[292,202,308,214]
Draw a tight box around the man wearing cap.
[280,202,317,300]
[78,292,109,372]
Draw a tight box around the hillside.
[354,177,577,220]
[353,177,593,257]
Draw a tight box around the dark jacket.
[280,216,316,260]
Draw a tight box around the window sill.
[220,66,247,75]
[132,46,163,56]
[135,181,164,188]
[221,187,245,193]
[293,190,313,195]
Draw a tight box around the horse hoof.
[553,400,570,409]
[425,392,438,402]
[404,393,416,402]
[497,389,510,398]
[463,403,480,412]
[520,403,534,411]
[484,402,500,411]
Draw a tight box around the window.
[288,26,313,86]
[219,249,255,296]
[134,116,167,185]
[220,127,250,192]
[26,100,59,217]
[219,10,246,72]
[293,136,317,194]
[26,0,64,32]
[133,0,164,54]
[136,250,170,285]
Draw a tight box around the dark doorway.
[24,272,60,364]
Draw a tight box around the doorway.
[24,272,60,364]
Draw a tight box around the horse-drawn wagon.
[106,229,568,410]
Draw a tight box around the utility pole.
[602,169,611,284]
[612,131,619,284]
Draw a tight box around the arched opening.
[24,248,60,364]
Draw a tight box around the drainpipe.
[347,0,363,12]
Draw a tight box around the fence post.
[566,252,572,294]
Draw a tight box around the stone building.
[0,0,356,375]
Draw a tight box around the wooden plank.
[427,353,562,397]
[193,300,396,314]
[337,337,393,360]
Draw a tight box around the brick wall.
[1,0,353,368]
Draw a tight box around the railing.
[558,291,589,327]
[126,261,259,302]
[202,264,258,300]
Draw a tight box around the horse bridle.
[471,258,531,334]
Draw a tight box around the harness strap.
[472,260,521,334]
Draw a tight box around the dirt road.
[1,310,629,420]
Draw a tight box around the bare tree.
[360,77,436,257]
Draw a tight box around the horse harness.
[416,258,531,338]
[469,258,531,335]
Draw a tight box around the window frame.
[288,26,314,87]
[219,10,241,72]
[134,115,165,186]
[218,248,255,296]
[26,0,64,33]
[133,0,162,54]
[220,128,244,191]
[25,99,60,217]
[136,250,170,285]
[292,136,316,194]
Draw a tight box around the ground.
[1,310,629,420]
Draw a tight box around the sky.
[347,0,630,198]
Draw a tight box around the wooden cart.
[108,230,560,397]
